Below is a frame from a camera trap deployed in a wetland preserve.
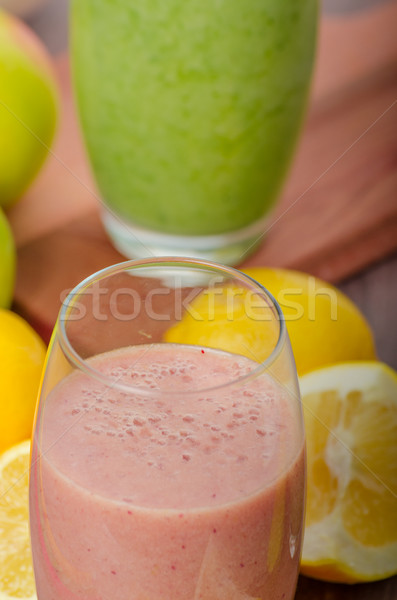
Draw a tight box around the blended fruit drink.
[30,344,305,599]
[71,1,318,261]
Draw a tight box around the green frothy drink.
[71,1,318,259]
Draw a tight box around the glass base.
[102,209,267,266]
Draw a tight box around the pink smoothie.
[30,344,305,599]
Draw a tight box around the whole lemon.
[0,309,46,452]
[0,10,58,208]
[243,268,376,374]
[164,267,376,376]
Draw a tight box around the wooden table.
[7,1,397,597]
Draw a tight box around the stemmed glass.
[29,257,305,599]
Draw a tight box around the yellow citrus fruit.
[0,439,36,599]
[243,268,376,374]
[164,267,376,375]
[300,361,397,583]
[164,282,280,364]
[0,310,46,453]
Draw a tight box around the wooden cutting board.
[10,49,397,343]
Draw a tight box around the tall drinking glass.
[71,1,318,264]
[29,258,305,599]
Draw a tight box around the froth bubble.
[148,416,161,424]
[233,412,244,419]
[182,415,195,423]
[237,455,248,463]
[185,436,199,446]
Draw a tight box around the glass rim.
[57,257,287,395]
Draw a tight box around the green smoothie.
[71,1,317,237]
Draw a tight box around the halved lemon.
[300,361,397,583]
[0,440,36,599]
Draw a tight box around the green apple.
[0,9,58,208]
[0,207,15,307]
